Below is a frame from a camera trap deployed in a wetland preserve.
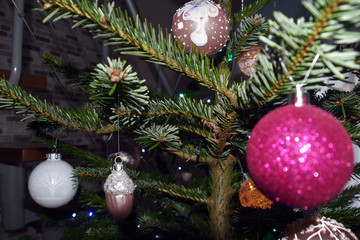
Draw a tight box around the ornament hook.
[113,156,124,171]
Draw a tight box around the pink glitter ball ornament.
[246,103,354,209]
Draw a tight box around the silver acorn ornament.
[104,158,135,219]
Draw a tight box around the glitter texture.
[239,178,273,209]
[104,164,135,196]
[246,104,353,208]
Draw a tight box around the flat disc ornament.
[246,89,354,209]
[104,159,135,219]
[171,0,230,55]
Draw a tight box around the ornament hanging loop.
[113,156,124,171]
[52,137,58,153]
[288,83,310,107]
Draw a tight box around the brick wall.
[0,1,108,149]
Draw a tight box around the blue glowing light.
[72,213,77,218]
[88,211,94,217]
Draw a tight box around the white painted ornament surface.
[28,153,78,208]
[281,217,358,240]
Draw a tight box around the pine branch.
[75,166,110,182]
[0,55,150,135]
[137,210,210,239]
[236,0,272,21]
[40,0,237,100]
[58,143,110,168]
[164,145,212,164]
[237,0,360,109]
[137,179,209,205]
[136,200,210,239]
[320,90,360,120]
[42,52,93,93]
[90,57,149,114]
[78,188,108,212]
[135,123,182,151]
[226,15,268,62]
[321,184,360,209]
[0,78,117,133]
[146,98,216,125]
[49,211,122,240]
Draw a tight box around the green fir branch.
[0,78,117,133]
[90,57,149,113]
[146,98,215,124]
[164,146,212,164]
[237,0,360,109]
[135,123,182,150]
[58,143,110,168]
[75,166,110,182]
[236,0,272,21]
[136,200,210,238]
[42,52,93,93]
[136,179,209,205]
[40,0,236,99]
[78,188,108,212]
[226,15,268,61]
[320,90,360,120]
[321,184,360,209]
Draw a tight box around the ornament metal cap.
[46,152,61,161]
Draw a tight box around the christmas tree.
[1,0,360,239]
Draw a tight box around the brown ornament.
[105,194,134,220]
[281,216,358,240]
[239,178,273,209]
[236,45,266,76]
[171,0,230,55]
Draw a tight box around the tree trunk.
[209,160,234,240]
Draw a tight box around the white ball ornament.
[171,0,230,55]
[28,153,78,208]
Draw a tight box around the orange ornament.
[239,178,273,209]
